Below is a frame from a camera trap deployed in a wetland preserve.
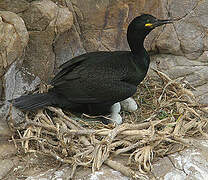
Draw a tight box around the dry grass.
[9,69,208,179]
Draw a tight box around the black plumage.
[10,14,172,115]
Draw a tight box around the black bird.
[10,14,172,116]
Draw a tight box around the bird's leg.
[120,97,138,112]
[110,102,122,125]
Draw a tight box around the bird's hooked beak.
[145,19,173,28]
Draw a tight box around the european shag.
[10,14,172,122]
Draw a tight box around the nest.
[9,69,208,179]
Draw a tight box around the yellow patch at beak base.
[145,23,153,27]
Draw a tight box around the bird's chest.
[124,58,149,85]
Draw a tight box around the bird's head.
[129,14,172,32]
[127,14,173,54]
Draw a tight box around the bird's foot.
[110,102,122,124]
[120,97,137,112]
[110,98,137,124]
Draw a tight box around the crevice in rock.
[51,39,57,75]
[164,0,184,57]
[167,156,188,176]
[66,1,81,34]
[97,2,111,51]
[51,7,62,74]
[12,64,19,99]
[16,8,29,15]
[66,1,87,53]
[165,0,204,60]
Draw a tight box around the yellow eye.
[145,23,153,27]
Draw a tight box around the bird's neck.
[127,25,150,55]
[127,26,150,68]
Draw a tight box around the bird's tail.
[9,92,55,111]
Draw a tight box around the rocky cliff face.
[0,0,208,179]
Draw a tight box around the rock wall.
[0,1,208,179]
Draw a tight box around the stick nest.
[9,69,208,179]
